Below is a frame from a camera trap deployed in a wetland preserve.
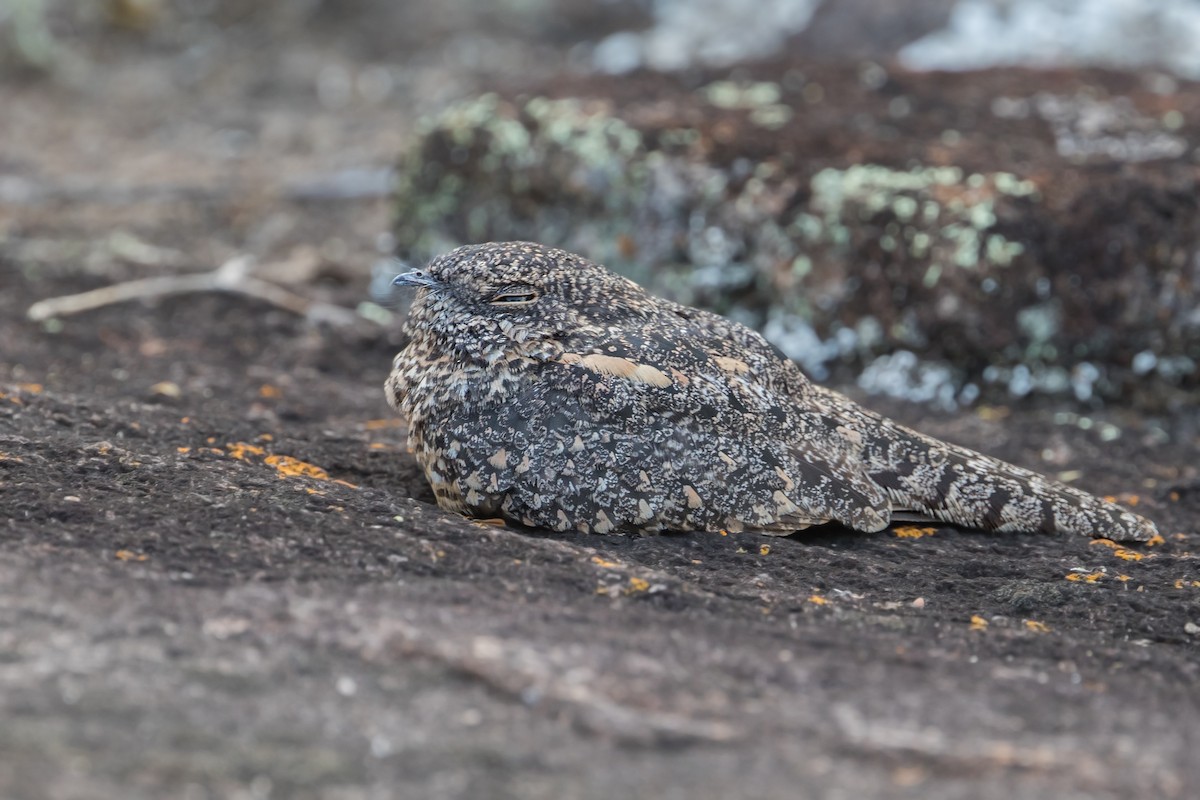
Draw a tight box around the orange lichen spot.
[256,433,274,442]
[0,451,24,463]
[590,556,621,568]
[759,544,771,555]
[718,529,729,536]
[808,594,828,606]
[1125,494,1141,506]
[1116,574,1132,582]
[176,446,191,454]
[1090,538,1119,549]
[595,585,611,596]
[226,442,266,461]
[969,615,988,631]
[976,405,1009,421]
[114,550,147,562]
[304,488,324,496]
[259,384,281,398]
[1174,579,1200,589]
[180,416,191,424]
[206,437,216,444]
[364,418,402,430]
[331,479,358,489]
[1146,533,1166,547]
[1169,491,1181,502]
[1103,495,1117,504]
[1066,572,1104,583]
[17,383,43,394]
[628,576,650,593]
[1024,620,1051,633]
[265,454,329,480]
[894,526,936,539]
[1112,548,1148,562]
[368,442,389,450]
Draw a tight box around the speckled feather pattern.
[387,242,1157,541]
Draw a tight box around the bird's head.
[394,241,650,359]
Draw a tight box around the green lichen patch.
[802,165,1035,271]
[392,63,1200,410]
[394,93,651,273]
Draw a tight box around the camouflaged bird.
[386,241,1157,542]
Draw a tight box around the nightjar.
[386,242,1156,541]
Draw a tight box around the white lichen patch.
[1034,92,1187,163]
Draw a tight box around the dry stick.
[26,256,361,325]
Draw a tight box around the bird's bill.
[392,270,442,288]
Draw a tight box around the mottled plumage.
[386,242,1156,541]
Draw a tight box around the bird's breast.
[390,336,552,424]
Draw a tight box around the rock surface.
[4,257,1200,799]
[394,63,1200,409]
[2,4,1199,799]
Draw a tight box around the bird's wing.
[549,309,891,533]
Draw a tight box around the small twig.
[26,256,363,326]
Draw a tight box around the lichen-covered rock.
[392,62,1200,410]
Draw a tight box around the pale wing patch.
[594,510,616,534]
[772,490,800,515]
[560,352,673,387]
[774,466,795,492]
[713,356,751,374]
[631,363,672,387]
[835,424,864,447]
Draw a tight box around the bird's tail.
[817,389,1158,542]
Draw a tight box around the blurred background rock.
[3,0,1198,411]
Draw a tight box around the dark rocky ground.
[3,5,1200,799]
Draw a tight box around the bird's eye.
[489,288,539,306]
